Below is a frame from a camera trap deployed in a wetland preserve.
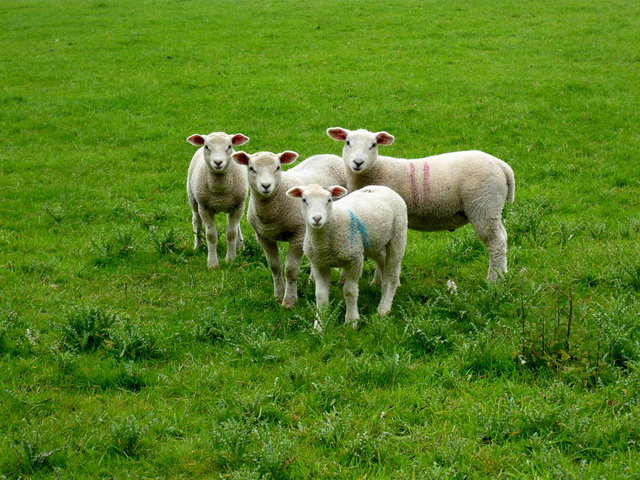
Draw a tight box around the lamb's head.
[326,127,394,174]
[233,151,299,198]
[286,184,348,229]
[187,132,249,173]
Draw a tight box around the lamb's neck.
[205,160,237,180]
[349,161,384,190]
[251,185,284,216]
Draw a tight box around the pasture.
[1,0,639,478]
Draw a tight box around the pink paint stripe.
[422,161,430,203]
[409,162,418,209]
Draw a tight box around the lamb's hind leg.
[471,216,508,282]
[371,251,385,286]
[378,235,405,316]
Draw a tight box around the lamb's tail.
[499,160,515,203]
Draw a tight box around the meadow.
[1,0,639,478]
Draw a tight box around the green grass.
[1,0,639,478]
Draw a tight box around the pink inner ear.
[288,187,304,198]
[376,132,394,145]
[232,152,250,165]
[328,128,348,141]
[187,135,205,146]
[329,186,347,198]
[232,134,249,146]
[279,151,299,164]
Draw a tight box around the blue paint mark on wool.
[347,209,371,249]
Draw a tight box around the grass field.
[1,0,639,478]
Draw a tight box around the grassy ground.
[1,0,639,478]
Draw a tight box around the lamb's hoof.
[313,319,324,332]
[281,298,297,309]
[207,262,219,269]
[345,318,359,329]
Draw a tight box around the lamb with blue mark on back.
[347,209,372,249]
[286,184,408,329]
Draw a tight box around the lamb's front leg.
[282,241,304,308]
[256,234,284,302]
[342,262,363,329]
[191,206,203,250]
[312,265,331,309]
[311,264,331,331]
[225,203,244,263]
[198,207,219,268]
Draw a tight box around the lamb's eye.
[370,143,376,149]
[249,167,255,173]
[346,141,351,147]
[227,145,232,151]
[276,166,280,171]
[327,199,332,204]
[302,198,307,204]
[204,145,209,150]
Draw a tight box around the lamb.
[186,131,250,268]
[232,151,347,308]
[327,127,515,282]
[286,184,408,328]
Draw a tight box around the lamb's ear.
[375,131,394,146]
[232,151,250,165]
[231,133,250,146]
[286,186,304,198]
[327,127,350,142]
[278,151,299,165]
[328,186,348,199]
[187,134,205,146]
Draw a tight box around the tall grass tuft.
[54,306,119,352]
[5,431,65,476]
[89,226,138,267]
[109,415,157,457]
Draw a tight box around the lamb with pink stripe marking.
[327,127,515,282]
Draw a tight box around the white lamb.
[286,184,408,328]
[186,131,250,268]
[232,151,347,308]
[327,127,515,282]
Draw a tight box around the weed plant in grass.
[1,0,639,477]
